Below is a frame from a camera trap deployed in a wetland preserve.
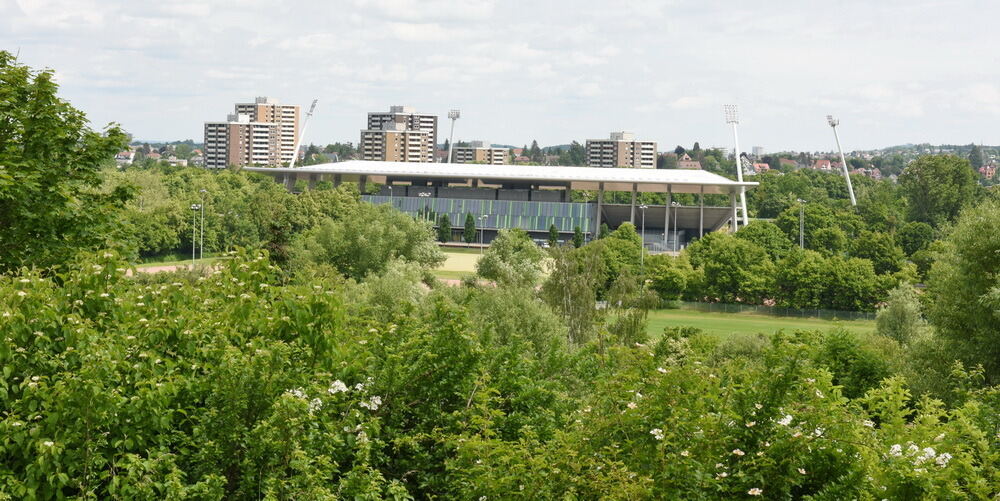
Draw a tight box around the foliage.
[898,155,979,226]
[735,220,794,261]
[289,202,444,281]
[437,213,451,242]
[685,232,774,304]
[476,228,545,288]
[876,283,926,345]
[645,253,693,301]
[548,224,559,247]
[850,231,905,275]
[540,245,605,344]
[927,197,1000,383]
[0,51,131,272]
[572,226,584,248]
[896,221,934,256]
[463,213,476,244]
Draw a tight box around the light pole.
[724,104,749,227]
[670,201,680,253]
[199,189,206,260]
[797,198,806,249]
[190,204,201,262]
[446,110,461,163]
[418,192,431,220]
[827,115,857,206]
[479,214,488,254]
[639,204,647,269]
[388,185,393,206]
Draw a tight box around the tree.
[674,145,686,155]
[898,155,978,226]
[896,221,934,256]
[927,198,1000,383]
[572,226,584,248]
[850,231,905,275]
[876,283,926,345]
[686,233,774,304]
[598,223,610,239]
[529,140,543,163]
[967,143,984,169]
[548,224,559,247]
[476,228,545,287]
[463,213,477,244]
[541,245,605,343]
[646,253,693,300]
[437,213,452,242]
[0,51,131,272]
[735,220,794,262]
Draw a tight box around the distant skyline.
[3,0,998,152]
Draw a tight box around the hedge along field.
[1,249,999,499]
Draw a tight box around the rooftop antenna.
[724,104,749,227]
[288,99,318,169]
[446,109,461,163]
[827,115,856,206]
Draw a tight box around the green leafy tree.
[541,244,606,343]
[876,283,926,345]
[735,220,794,261]
[548,224,559,247]
[686,233,774,303]
[572,226,584,248]
[896,221,934,256]
[437,213,452,242]
[476,228,545,288]
[463,213,477,244]
[927,198,1000,382]
[598,223,610,239]
[850,231,905,275]
[646,253,693,300]
[0,51,131,271]
[898,155,979,226]
[967,143,984,169]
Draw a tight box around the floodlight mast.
[827,115,857,206]
[724,105,749,227]
[288,99,318,169]
[446,109,461,163]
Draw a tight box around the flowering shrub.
[0,251,998,499]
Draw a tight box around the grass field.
[647,308,876,340]
[433,250,481,280]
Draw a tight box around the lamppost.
[639,204,648,269]
[446,110,461,163]
[388,185,393,206]
[199,189,206,260]
[724,104,749,227]
[478,214,488,253]
[797,198,807,249]
[418,192,431,221]
[190,203,201,262]
[670,201,680,253]
[827,115,856,206]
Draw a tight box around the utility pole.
[446,110,461,163]
[671,201,680,253]
[199,189,206,260]
[724,105,749,227]
[827,115,857,206]
[190,204,201,262]
[797,199,806,249]
[639,204,647,269]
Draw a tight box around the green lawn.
[647,308,876,340]
[135,256,225,269]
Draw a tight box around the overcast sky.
[3,0,998,152]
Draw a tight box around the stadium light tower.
[827,115,857,206]
[723,105,749,227]
[446,109,461,163]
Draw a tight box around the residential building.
[203,96,299,168]
[453,141,509,164]
[752,146,765,158]
[585,132,657,168]
[677,153,702,170]
[115,149,135,166]
[203,113,280,169]
[361,105,437,162]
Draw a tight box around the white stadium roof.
[245,160,756,195]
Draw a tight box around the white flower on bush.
[626,402,637,410]
[777,415,793,426]
[748,488,763,496]
[656,367,667,374]
[745,421,756,428]
[43,441,54,447]
[649,428,665,440]
[286,388,307,400]
[716,472,728,479]
[914,447,937,465]
[680,450,689,457]
[328,380,348,394]
[813,427,824,437]
[359,395,382,411]
[936,453,952,467]
[732,448,745,456]
[863,420,875,428]
[308,398,322,414]
[754,403,763,409]
[889,444,902,456]
[798,468,807,475]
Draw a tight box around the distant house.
[752,162,770,174]
[115,150,135,166]
[147,152,162,161]
[512,148,524,157]
[165,155,188,167]
[677,153,702,170]
[434,149,449,163]
[979,165,996,179]
[779,158,798,169]
[513,155,531,164]
[812,159,832,170]
[190,155,205,167]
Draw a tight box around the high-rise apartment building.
[586,132,657,169]
[453,141,508,164]
[361,106,437,162]
[203,114,280,169]
[203,96,300,168]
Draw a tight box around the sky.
[2,0,998,152]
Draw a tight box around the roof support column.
[334,174,342,187]
[630,184,637,225]
[596,183,604,233]
[359,175,367,195]
[308,173,318,190]
[664,186,671,247]
[699,186,705,238]
[283,173,295,192]
[730,191,738,233]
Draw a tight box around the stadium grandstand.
[244,161,758,251]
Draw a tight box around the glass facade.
[363,195,596,233]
